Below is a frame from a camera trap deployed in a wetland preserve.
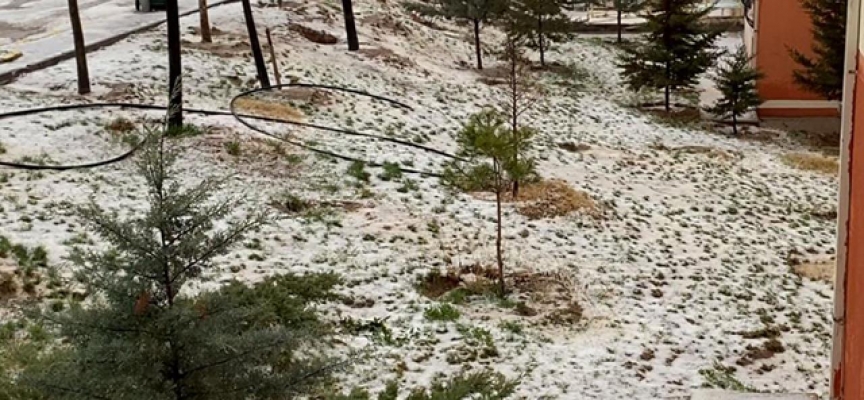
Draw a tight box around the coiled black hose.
[0,83,463,176]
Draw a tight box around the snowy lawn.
[0,0,838,398]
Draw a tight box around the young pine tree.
[619,0,723,111]
[790,0,847,100]
[22,133,336,400]
[506,0,578,67]
[709,46,763,135]
[612,0,647,44]
[443,110,537,297]
[406,0,508,70]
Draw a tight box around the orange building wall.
[756,0,822,101]
[755,0,838,117]
[842,51,864,400]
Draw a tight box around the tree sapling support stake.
[265,28,282,86]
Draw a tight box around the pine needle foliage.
[708,46,763,135]
[618,0,723,111]
[790,0,847,100]
[21,132,338,400]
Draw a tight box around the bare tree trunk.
[68,0,90,95]
[266,28,281,86]
[732,109,738,135]
[617,8,623,44]
[538,17,545,68]
[199,0,211,43]
[342,0,359,51]
[242,0,271,88]
[664,85,671,112]
[473,18,483,70]
[166,0,182,128]
[509,44,519,198]
[493,159,505,297]
[495,184,504,297]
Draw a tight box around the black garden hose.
[0,83,463,175]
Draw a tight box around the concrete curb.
[0,0,238,85]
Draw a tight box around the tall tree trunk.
[617,8,623,44]
[166,0,182,128]
[664,85,670,112]
[342,0,359,51]
[495,174,504,297]
[473,18,483,70]
[538,17,545,67]
[242,0,271,89]
[68,0,90,95]
[732,108,738,136]
[664,61,671,112]
[199,0,211,43]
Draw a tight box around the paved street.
[0,0,199,78]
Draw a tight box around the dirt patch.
[475,64,510,85]
[649,142,741,161]
[105,117,136,133]
[199,132,306,179]
[416,265,587,326]
[270,196,364,215]
[289,24,338,44]
[360,13,411,35]
[181,37,250,58]
[359,47,415,68]
[234,97,305,122]
[272,87,334,106]
[780,152,838,175]
[791,261,835,284]
[472,180,600,220]
[510,270,586,327]
[644,106,704,128]
[100,83,138,102]
[511,180,600,220]
[738,339,786,366]
[416,268,463,299]
[558,142,592,152]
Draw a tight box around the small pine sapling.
[708,46,763,135]
[443,110,537,297]
[499,28,543,197]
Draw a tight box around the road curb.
[0,0,238,85]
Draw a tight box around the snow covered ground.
[0,1,838,398]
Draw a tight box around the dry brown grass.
[792,261,835,284]
[105,117,135,133]
[234,97,305,122]
[509,180,599,220]
[781,152,838,175]
[649,142,740,161]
